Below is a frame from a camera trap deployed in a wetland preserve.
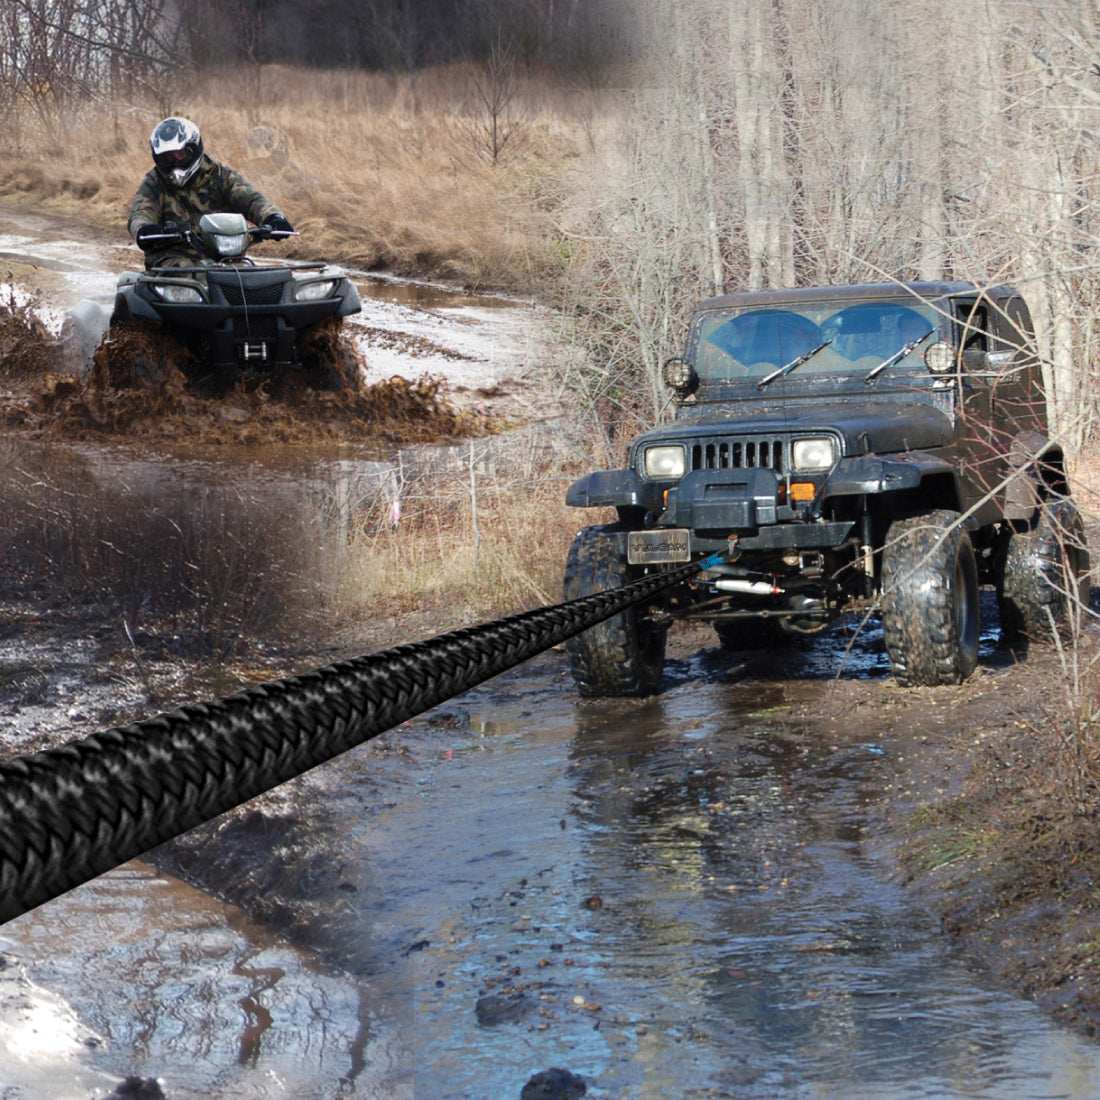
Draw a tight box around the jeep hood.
[636,398,954,456]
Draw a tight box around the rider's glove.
[263,213,294,238]
[135,224,164,250]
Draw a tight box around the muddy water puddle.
[1,863,398,1098]
[2,437,1100,1096]
[326,659,1100,1099]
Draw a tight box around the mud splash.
[0,293,497,446]
[0,285,69,381]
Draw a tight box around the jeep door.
[987,294,1046,437]
[952,296,1008,523]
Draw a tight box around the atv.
[66,212,362,391]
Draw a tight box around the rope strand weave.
[0,554,719,924]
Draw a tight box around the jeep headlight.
[643,445,687,479]
[152,283,204,304]
[791,437,835,471]
[294,279,337,302]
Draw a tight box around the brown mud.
[0,294,498,446]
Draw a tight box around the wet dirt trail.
[197,631,1100,1100]
[9,567,1100,1099]
[1,208,1099,1097]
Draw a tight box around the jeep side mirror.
[663,356,696,393]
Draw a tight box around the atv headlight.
[294,279,337,302]
[211,232,249,257]
[791,437,835,471]
[152,283,204,304]
[643,445,687,479]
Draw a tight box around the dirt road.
[0,207,1098,1097]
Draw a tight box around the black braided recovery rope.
[0,551,723,924]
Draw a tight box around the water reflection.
[560,680,1100,1099]
[4,863,405,1098]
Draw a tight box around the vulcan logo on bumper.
[627,530,691,564]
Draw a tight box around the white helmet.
[150,117,204,187]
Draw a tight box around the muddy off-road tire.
[92,320,190,392]
[563,524,668,697]
[998,500,1091,642]
[881,509,980,687]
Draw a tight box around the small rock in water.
[475,990,528,1026]
[520,1067,587,1099]
[105,1077,166,1100]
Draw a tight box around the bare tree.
[0,0,181,133]
[464,32,528,164]
[559,0,1100,447]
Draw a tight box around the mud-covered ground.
[146,612,1100,1096]
[1,205,1100,1096]
[7,582,1100,1097]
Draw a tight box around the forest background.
[4,0,1100,458]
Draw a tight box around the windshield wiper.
[865,329,935,383]
[756,339,832,390]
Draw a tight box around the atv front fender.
[112,277,160,325]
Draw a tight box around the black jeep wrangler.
[563,282,1091,694]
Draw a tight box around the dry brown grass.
[326,453,584,645]
[0,63,594,292]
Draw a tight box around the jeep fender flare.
[829,451,963,498]
[1004,430,1065,521]
[566,468,661,512]
[828,451,979,523]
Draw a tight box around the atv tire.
[563,524,668,697]
[881,509,980,686]
[92,320,190,392]
[998,500,1091,642]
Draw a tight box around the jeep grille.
[690,437,786,474]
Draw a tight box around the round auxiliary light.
[663,356,695,390]
[924,342,956,373]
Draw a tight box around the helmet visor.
[153,143,201,186]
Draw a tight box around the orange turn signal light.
[789,482,816,503]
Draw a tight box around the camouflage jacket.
[128,155,284,268]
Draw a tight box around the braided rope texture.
[0,556,713,924]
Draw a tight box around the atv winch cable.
[0,551,724,925]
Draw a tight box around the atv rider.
[128,116,294,269]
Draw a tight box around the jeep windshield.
[693,300,940,385]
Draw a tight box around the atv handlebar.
[137,223,299,250]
